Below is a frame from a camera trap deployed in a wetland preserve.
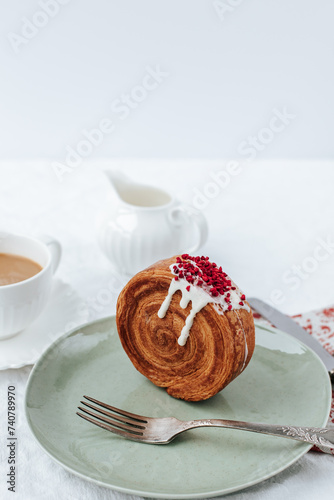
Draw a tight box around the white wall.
[1,0,333,159]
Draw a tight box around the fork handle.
[184,419,334,449]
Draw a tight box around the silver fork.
[77,396,334,449]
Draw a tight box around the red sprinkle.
[172,254,247,307]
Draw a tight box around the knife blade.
[248,297,334,381]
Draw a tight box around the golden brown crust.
[116,256,255,401]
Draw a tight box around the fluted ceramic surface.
[0,292,49,339]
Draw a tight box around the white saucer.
[0,279,88,370]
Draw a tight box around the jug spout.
[103,169,172,207]
[103,169,132,200]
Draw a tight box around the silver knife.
[248,297,334,382]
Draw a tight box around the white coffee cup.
[0,232,62,339]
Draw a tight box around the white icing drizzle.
[157,263,250,347]
[158,276,213,346]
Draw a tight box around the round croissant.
[116,255,255,401]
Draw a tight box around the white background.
[0,0,333,159]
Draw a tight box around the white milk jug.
[97,170,208,275]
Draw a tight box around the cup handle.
[38,235,62,274]
[169,204,208,253]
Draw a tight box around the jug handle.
[169,205,208,254]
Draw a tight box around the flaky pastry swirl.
[116,256,255,401]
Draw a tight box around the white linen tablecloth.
[1,161,334,500]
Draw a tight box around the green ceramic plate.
[25,317,331,499]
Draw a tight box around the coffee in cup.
[0,253,43,286]
[0,232,61,339]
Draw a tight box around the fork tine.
[80,400,145,429]
[83,396,148,423]
[76,412,144,441]
[77,406,144,435]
